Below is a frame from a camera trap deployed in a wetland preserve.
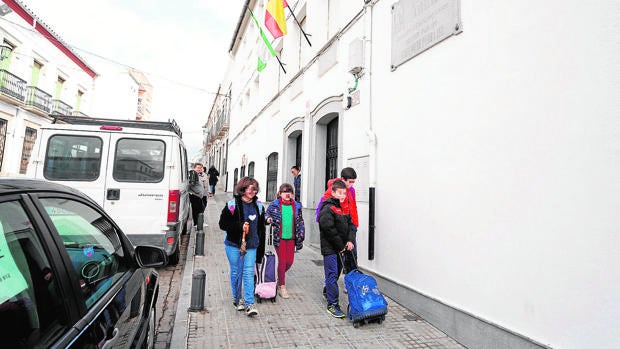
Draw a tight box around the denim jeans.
[225,244,256,305]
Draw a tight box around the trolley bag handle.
[339,250,357,274]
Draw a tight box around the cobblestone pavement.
[172,193,466,349]
[153,231,189,349]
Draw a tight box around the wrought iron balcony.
[25,86,52,112]
[215,110,229,137]
[0,69,26,101]
[51,99,73,115]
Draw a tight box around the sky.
[19,0,247,158]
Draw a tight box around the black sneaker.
[246,303,258,317]
[327,303,346,318]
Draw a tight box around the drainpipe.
[364,0,378,260]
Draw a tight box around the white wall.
[367,1,620,348]
[223,1,619,347]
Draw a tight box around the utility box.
[348,38,365,74]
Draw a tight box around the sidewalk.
[170,192,466,349]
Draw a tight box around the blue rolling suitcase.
[341,252,388,328]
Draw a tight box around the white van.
[27,116,191,264]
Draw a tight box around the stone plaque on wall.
[391,0,462,71]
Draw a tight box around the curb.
[169,227,197,348]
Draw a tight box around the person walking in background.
[188,163,206,229]
[318,179,355,318]
[291,166,301,202]
[207,165,220,196]
[265,183,305,299]
[198,163,209,210]
[219,176,266,317]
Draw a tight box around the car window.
[113,138,165,182]
[44,135,102,181]
[0,201,67,348]
[40,198,127,309]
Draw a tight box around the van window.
[44,135,102,181]
[113,138,165,183]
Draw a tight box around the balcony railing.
[215,110,229,137]
[0,69,26,101]
[25,86,52,112]
[51,99,73,115]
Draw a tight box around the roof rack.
[50,115,183,139]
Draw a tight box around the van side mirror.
[135,245,167,268]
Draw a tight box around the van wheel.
[168,243,180,265]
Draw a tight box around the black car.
[0,179,166,348]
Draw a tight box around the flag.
[265,0,288,39]
[248,7,277,57]
[257,57,267,72]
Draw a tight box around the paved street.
[154,232,189,348]
[167,193,467,349]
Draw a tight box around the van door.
[103,134,171,243]
[31,129,110,205]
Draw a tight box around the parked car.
[0,178,166,348]
[27,116,191,265]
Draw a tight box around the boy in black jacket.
[318,179,355,318]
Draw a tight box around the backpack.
[227,199,264,216]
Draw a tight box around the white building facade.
[0,1,155,177]
[215,1,619,348]
[0,1,96,177]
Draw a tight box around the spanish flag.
[265,0,288,39]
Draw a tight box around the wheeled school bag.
[341,252,388,328]
[254,226,278,302]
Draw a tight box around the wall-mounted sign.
[391,0,462,71]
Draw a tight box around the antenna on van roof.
[49,114,183,139]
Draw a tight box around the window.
[240,165,246,177]
[31,61,42,86]
[55,77,65,100]
[75,90,83,112]
[0,118,7,171]
[233,168,238,189]
[0,201,66,347]
[40,198,126,309]
[266,152,278,201]
[113,138,165,182]
[0,40,14,70]
[248,161,255,178]
[19,127,37,174]
[44,135,102,181]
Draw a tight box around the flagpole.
[275,55,287,74]
[286,4,312,47]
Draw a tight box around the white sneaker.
[246,304,258,316]
[233,300,245,311]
